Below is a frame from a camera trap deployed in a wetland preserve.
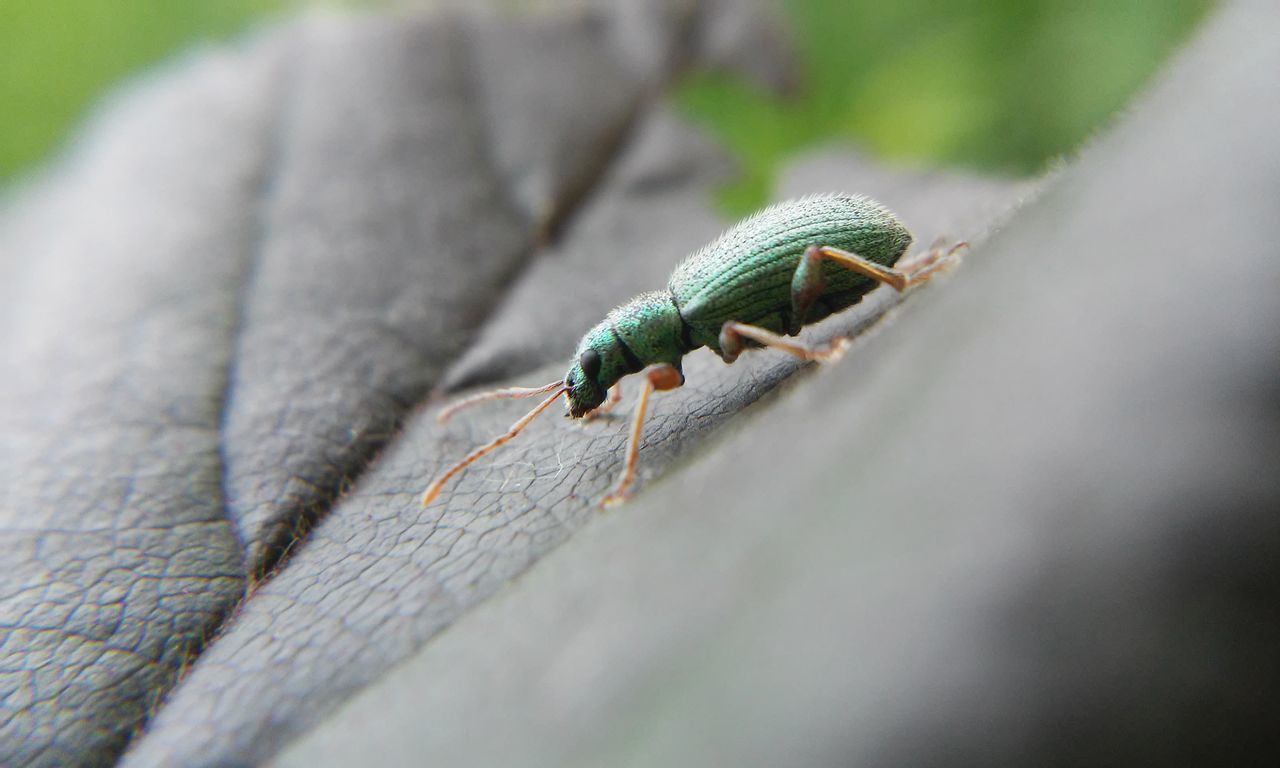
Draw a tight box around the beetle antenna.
[422,386,566,507]
[436,380,564,424]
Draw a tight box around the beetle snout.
[564,377,604,419]
[566,389,597,418]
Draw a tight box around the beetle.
[422,193,964,509]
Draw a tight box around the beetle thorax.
[564,291,688,417]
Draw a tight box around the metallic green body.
[564,194,911,416]
[565,292,687,416]
[670,194,911,349]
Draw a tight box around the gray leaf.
[1,4,798,766]
[270,1,1280,766]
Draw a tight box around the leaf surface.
[0,4,812,765]
[274,1,1280,766]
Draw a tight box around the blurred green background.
[1,0,1212,211]
[0,0,291,180]
[680,0,1213,212]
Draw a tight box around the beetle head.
[564,346,607,418]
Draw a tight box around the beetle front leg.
[719,320,850,365]
[600,364,683,508]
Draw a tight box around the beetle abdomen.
[670,194,911,349]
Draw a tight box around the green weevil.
[422,193,964,508]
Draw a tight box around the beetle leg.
[893,239,969,285]
[600,364,683,508]
[583,382,623,420]
[788,245,829,334]
[807,241,966,292]
[718,320,850,365]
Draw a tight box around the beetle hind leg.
[894,238,968,286]
[802,240,966,293]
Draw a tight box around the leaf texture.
[0,2,808,765]
[272,1,1280,767]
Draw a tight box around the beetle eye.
[579,349,602,382]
